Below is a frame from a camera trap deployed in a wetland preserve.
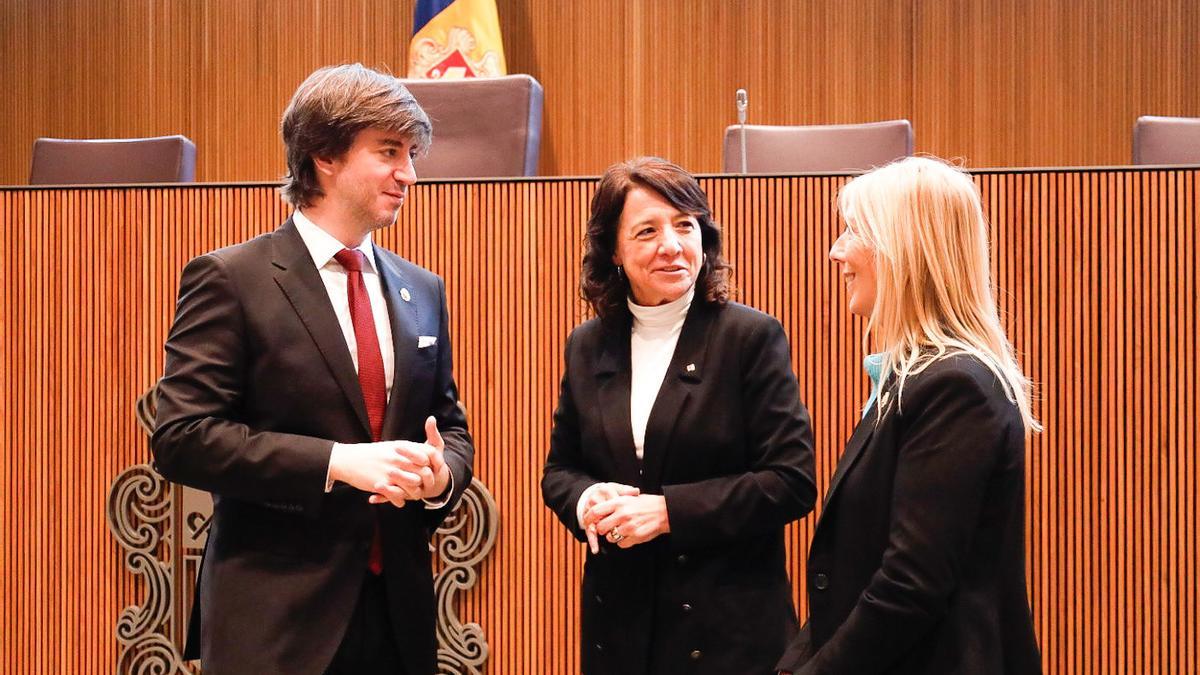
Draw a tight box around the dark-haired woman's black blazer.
[777,354,1041,674]
[543,300,817,675]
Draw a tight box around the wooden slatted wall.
[0,169,1196,672]
[3,0,1199,184]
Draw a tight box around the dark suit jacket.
[542,300,817,675]
[151,219,473,675]
[777,354,1040,674]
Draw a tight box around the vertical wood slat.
[0,168,1195,673]
[2,0,1199,185]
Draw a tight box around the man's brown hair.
[280,63,431,208]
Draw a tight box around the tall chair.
[722,120,914,174]
[29,135,197,184]
[1132,116,1200,165]
[402,74,543,178]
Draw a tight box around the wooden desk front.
[1,168,1195,673]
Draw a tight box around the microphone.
[735,89,749,174]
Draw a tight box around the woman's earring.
[616,265,624,279]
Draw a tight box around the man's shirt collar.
[292,209,378,273]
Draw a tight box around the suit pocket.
[212,499,346,561]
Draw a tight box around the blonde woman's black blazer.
[777,354,1041,674]
[543,300,817,675]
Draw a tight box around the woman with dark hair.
[542,156,817,674]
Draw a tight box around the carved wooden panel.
[107,386,499,673]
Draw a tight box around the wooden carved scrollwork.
[108,385,498,673]
[106,386,200,674]
[433,479,499,674]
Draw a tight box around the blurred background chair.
[403,74,543,178]
[722,119,914,174]
[29,135,196,184]
[1132,115,1200,165]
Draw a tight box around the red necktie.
[334,248,387,574]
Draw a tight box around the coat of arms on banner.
[410,26,503,79]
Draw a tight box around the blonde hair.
[839,156,1040,432]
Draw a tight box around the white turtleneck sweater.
[575,287,694,526]
[627,287,694,459]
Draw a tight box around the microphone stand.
[736,89,748,174]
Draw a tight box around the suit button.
[690,649,703,660]
[677,554,688,565]
[814,573,829,590]
[595,643,603,652]
[681,603,692,613]
[595,594,604,604]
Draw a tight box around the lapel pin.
[400,288,411,302]
[685,363,696,373]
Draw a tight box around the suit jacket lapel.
[595,317,643,487]
[270,219,372,438]
[640,302,712,489]
[375,252,419,441]
[821,407,879,511]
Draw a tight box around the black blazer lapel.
[595,318,643,487]
[270,219,372,438]
[375,252,419,440]
[641,302,713,489]
[821,410,878,511]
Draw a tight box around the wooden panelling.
[2,0,1198,185]
[0,169,1197,673]
[913,0,1200,168]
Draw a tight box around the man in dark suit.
[152,63,473,675]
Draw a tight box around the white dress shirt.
[294,211,450,507]
[293,210,395,397]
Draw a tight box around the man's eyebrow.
[379,138,408,148]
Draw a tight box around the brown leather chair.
[722,120,914,174]
[1132,115,1200,166]
[402,74,543,178]
[29,135,197,184]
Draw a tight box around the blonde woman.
[777,157,1042,674]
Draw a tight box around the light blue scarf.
[862,352,886,419]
